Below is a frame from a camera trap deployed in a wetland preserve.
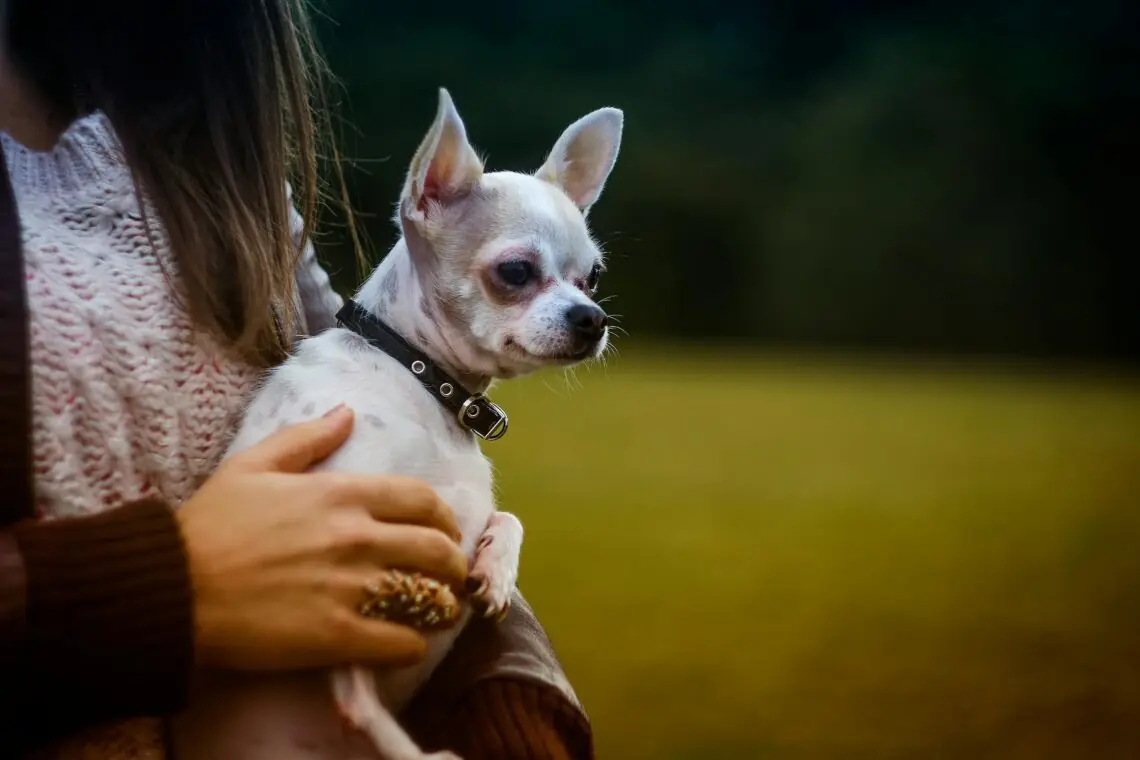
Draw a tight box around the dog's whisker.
[541,377,567,397]
[599,231,636,245]
[560,367,584,393]
[601,342,622,369]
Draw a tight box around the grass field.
[485,346,1140,760]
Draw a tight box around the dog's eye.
[585,264,602,294]
[496,261,536,288]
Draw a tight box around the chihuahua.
[171,88,623,760]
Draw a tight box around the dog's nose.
[565,304,608,342]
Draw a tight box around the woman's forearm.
[423,679,594,760]
[404,592,595,759]
[1,499,195,753]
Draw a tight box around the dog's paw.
[468,553,512,622]
[467,512,523,622]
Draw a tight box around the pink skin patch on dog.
[479,246,558,307]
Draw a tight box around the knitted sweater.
[2,110,344,759]
[2,112,343,520]
[0,115,592,759]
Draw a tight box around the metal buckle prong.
[458,394,509,441]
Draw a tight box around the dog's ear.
[536,107,623,214]
[401,88,484,222]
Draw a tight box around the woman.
[0,0,591,757]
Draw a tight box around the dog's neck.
[353,240,494,394]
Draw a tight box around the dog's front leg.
[331,667,459,760]
[468,511,524,621]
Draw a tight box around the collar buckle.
[458,394,510,441]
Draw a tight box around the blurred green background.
[310,1,1140,757]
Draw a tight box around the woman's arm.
[404,593,595,760]
[1,143,194,753]
[0,500,195,754]
[288,184,345,335]
[422,679,593,760]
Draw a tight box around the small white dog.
[172,88,623,760]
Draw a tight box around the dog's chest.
[244,329,498,546]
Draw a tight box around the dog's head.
[398,88,622,377]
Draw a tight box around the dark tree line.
[313,0,1140,363]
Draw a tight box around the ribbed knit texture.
[11,499,193,752]
[417,680,594,760]
[405,592,595,760]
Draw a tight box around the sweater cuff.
[13,499,194,725]
[426,679,594,760]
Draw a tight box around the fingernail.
[323,403,347,418]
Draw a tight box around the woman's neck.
[0,53,69,151]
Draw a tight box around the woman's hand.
[177,405,467,671]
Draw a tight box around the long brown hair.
[5,0,361,366]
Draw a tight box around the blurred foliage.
[311,0,1138,362]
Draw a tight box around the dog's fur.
[169,89,623,760]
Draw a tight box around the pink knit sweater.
[1,112,344,522]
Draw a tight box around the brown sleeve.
[424,679,593,760]
[404,593,594,760]
[1,499,195,754]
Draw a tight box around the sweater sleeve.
[403,592,595,760]
[1,499,194,753]
[288,183,345,335]
[427,679,594,760]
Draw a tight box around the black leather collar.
[335,299,509,441]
